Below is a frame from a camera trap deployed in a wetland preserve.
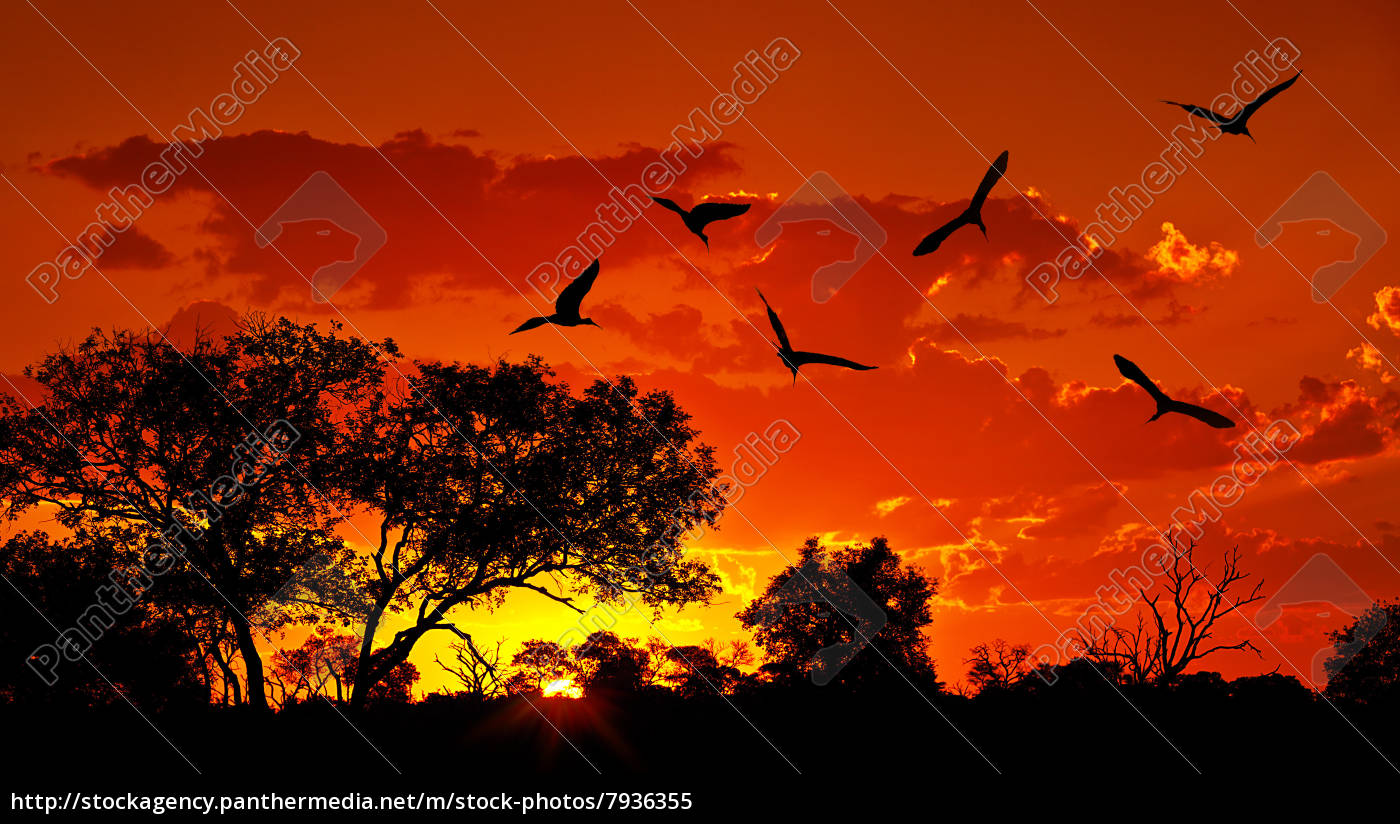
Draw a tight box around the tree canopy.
[738,536,940,692]
[0,317,387,710]
[332,357,725,708]
[0,318,724,711]
[1325,600,1400,705]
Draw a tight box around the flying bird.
[757,289,876,384]
[653,197,751,248]
[1114,354,1234,429]
[1160,72,1300,141]
[511,258,602,334]
[913,150,1009,256]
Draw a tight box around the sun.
[542,678,583,699]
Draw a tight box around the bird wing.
[688,201,750,228]
[1113,354,1171,403]
[1169,400,1236,429]
[555,258,601,316]
[651,196,688,216]
[1161,100,1230,125]
[1240,72,1300,120]
[789,351,877,371]
[511,316,551,335]
[968,150,1010,213]
[755,288,792,351]
[913,214,970,256]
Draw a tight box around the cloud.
[37,131,1246,382]
[1013,483,1128,542]
[1144,221,1239,286]
[589,303,750,369]
[157,300,243,350]
[40,130,744,309]
[1276,376,1399,464]
[925,314,1066,345]
[1088,299,1203,329]
[1347,343,1395,384]
[875,496,911,516]
[101,226,176,270]
[1367,286,1400,336]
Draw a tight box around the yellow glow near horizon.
[542,678,583,699]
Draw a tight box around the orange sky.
[3,0,1400,696]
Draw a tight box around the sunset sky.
[3,0,1400,698]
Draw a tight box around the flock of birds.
[510,71,1305,430]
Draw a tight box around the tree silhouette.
[335,358,724,709]
[504,640,577,696]
[1021,657,1125,694]
[964,639,1033,694]
[496,631,756,698]
[271,626,419,705]
[0,530,203,709]
[572,632,652,695]
[738,536,940,691]
[1324,600,1399,705]
[1230,671,1314,704]
[1073,534,1264,688]
[0,317,387,710]
[271,626,359,703]
[436,637,508,699]
[655,642,754,697]
[371,658,420,704]
[1174,670,1230,696]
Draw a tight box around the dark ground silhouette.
[6,677,1399,794]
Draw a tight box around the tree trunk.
[351,594,454,710]
[231,614,269,711]
[349,588,395,712]
[209,638,241,706]
[354,632,420,710]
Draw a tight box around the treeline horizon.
[1,315,1398,775]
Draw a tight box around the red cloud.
[158,300,243,350]
[1144,221,1239,286]
[1276,376,1399,464]
[926,314,1066,345]
[40,130,744,309]
[1347,343,1395,384]
[100,225,176,270]
[1089,299,1203,329]
[1367,285,1400,336]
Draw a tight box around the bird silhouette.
[913,150,1009,256]
[756,289,876,383]
[1161,72,1300,141]
[1114,354,1234,428]
[511,258,602,334]
[653,197,751,248]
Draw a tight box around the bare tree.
[1075,533,1264,687]
[703,637,755,669]
[964,639,1033,693]
[436,638,507,699]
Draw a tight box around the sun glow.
[542,678,583,699]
